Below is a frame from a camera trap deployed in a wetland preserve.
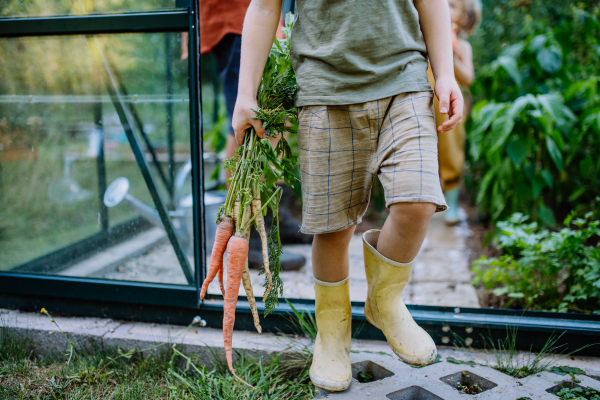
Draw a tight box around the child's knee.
[314,225,356,245]
[389,202,436,226]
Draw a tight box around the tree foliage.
[467,4,600,225]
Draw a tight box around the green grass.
[0,318,315,399]
[450,326,594,379]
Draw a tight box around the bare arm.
[414,0,463,132]
[453,39,474,87]
[232,0,282,143]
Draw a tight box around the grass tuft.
[452,326,594,379]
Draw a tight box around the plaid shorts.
[298,91,447,234]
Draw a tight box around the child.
[233,0,464,392]
[430,0,481,225]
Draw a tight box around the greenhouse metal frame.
[0,1,598,356]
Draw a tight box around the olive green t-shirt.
[291,0,432,106]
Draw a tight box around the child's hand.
[434,74,464,132]
[232,95,267,144]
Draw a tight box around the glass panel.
[0,0,179,18]
[0,32,195,285]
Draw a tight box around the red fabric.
[200,0,250,54]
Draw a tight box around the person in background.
[182,1,308,270]
[429,0,481,225]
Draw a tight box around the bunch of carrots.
[199,14,298,387]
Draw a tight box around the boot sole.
[309,371,352,392]
[364,302,438,367]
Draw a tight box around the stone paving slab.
[315,350,600,400]
[3,307,599,399]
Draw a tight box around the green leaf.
[541,170,553,188]
[579,157,593,177]
[469,102,508,160]
[545,136,564,171]
[496,56,523,88]
[536,47,562,73]
[476,164,499,205]
[529,35,547,52]
[446,357,477,365]
[489,95,536,153]
[507,139,528,167]
[537,94,563,120]
[538,204,557,227]
[550,366,586,376]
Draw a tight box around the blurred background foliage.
[465,1,600,227]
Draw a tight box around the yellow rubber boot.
[309,277,352,391]
[363,229,437,366]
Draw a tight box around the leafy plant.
[551,366,587,376]
[355,371,375,383]
[471,206,600,313]
[555,385,600,400]
[467,4,600,225]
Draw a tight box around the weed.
[355,370,375,383]
[551,366,587,376]
[457,381,483,395]
[170,347,315,399]
[451,325,593,379]
[555,384,600,400]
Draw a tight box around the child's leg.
[361,91,446,366]
[312,225,356,282]
[297,102,377,392]
[377,202,436,263]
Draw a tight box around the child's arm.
[414,0,463,132]
[453,39,474,87]
[232,0,283,144]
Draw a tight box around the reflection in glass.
[0,0,178,18]
[0,32,194,285]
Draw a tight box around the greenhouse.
[0,0,599,398]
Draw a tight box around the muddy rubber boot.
[310,277,352,392]
[443,188,461,226]
[363,230,437,366]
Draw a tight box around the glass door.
[0,1,204,309]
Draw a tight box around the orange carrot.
[200,215,233,300]
[223,234,253,387]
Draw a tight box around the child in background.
[429,0,481,225]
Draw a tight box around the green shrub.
[471,206,600,313]
[467,5,600,225]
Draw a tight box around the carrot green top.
[290,0,432,107]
